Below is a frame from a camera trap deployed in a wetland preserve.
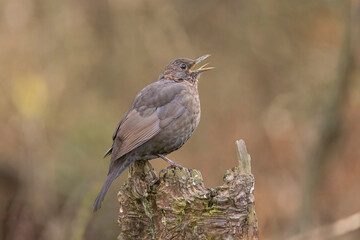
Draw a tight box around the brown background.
[0,0,359,239]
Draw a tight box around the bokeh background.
[1,0,360,239]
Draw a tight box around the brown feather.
[111,109,161,161]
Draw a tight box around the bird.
[93,55,213,211]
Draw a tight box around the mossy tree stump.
[117,140,258,239]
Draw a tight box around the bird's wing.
[103,110,129,158]
[109,81,187,161]
[111,108,160,160]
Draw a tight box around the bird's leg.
[146,161,157,178]
[157,154,183,168]
[145,161,159,187]
[146,160,154,172]
[157,154,184,177]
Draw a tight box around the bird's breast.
[155,89,200,153]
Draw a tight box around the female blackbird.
[94,55,213,211]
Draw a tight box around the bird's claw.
[145,161,159,188]
[159,164,183,178]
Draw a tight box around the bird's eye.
[180,63,187,70]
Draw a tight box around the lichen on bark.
[118,140,258,240]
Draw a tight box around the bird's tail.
[93,158,134,212]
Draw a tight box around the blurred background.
[0,0,360,239]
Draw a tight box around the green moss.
[223,171,231,180]
[141,198,156,238]
[161,210,167,226]
[210,208,223,214]
[172,198,187,215]
[202,206,223,217]
[176,215,183,225]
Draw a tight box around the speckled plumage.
[94,55,212,211]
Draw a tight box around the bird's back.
[119,79,201,161]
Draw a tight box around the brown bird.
[93,55,213,211]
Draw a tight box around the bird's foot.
[156,154,185,177]
[145,161,159,187]
[159,164,184,177]
[146,161,158,179]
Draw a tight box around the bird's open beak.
[190,54,214,73]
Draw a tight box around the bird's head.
[161,54,213,84]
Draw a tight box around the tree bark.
[117,140,258,240]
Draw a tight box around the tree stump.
[117,140,258,240]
